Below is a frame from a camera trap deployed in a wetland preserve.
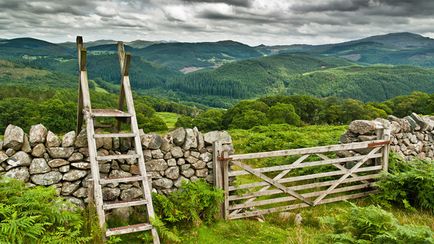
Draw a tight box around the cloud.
[0,0,433,45]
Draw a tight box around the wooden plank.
[212,141,223,189]
[229,153,382,177]
[313,147,381,205]
[228,183,372,210]
[106,223,153,236]
[96,154,139,161]
[100,175,145,184]
[80,48,87,71]
[229,169,382,192]
[116,42,126,132]
[228,190,378,220]
[230,154,310,215]
[222,152,230,219]
[94,133,136,138]
[91,109,131,118]
[231,160,313,206]
[228,167,381,201]
[316,153,369,184]
[230,140,388,161]
[103,199,148,210]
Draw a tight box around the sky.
[0,0,434,46]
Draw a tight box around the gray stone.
[79,148,89,157]
[170,147,183,158]
[65,197,84,207]
[165,167,179,180]
[190,151,200,158]
[153,178,173,189]
[195,128,205,151]
[404,116,418,131]
[120,187,143,200]
[169,128,186,146]
[62,131,76,147]
[102,137,112,150]
[72,187,87,198]
[29,124,47,146]
[4,124,24,150]
[46,131,61,147]
[63,170,88,181]
[61,181,80,195]
[196,168,208,177]
[163,152,172,160]
[146,159,168,171]
[31,143,45,157]
[186,156,198,164]
[183,128,197,150]
[31,171,62,185]
[71,162,90,169]
[348,120,378,134]
[95,137,104,149]
[149,134,163,150]
[99,163,111,173]
[358,135,378,141]
[160,136,172,152]
[102,187,121,201]
[74,130,87,147]
[181,168,195,178]
[29,158,50,174]
[120,138,132,151]
[47,147,74,158]
[59,165,70,173]
[151,149,164,159]
[5,167,30,182]
[167,158,177,166]
[0,151,8,163]
[174,176,189,188]
[112,207,133,223]
[143,150,152,160]
[5,148,15,157]
[390,121,401,134]
[125,150,138,164]
[411,113,429,131]
[120,164,130,172]
[68,152,84,162]
[113,137,120,149]
[177,158,185,165]
[199,152,212,162]
[109,170,132,178]
[7,151,32,168]
[204,131,232,144]
[21,134,31,153]
[48,159,69,168]
[192,160,206,169]
[181,164,190,170]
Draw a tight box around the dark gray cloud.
[182,0,252,7]
[0,0,433,45]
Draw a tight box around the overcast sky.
[1,0,433,46]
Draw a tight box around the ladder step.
[106,223,153,236]
[92,109,132,118]
[96,154,139,161]
[103,199,148,210]
[100,175,145,184]
[94,133,136,138]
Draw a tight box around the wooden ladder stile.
[76,36,160,243]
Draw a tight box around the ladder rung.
[103,199,148,210]
[106,223,152,236]
[92,109,132,118]
[100,176,145,184]
[96,154,139,161]
[94,133,136,138]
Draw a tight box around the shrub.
[0,177,90,243]
[374,154,434,213]
[319,203,434,243]
[153,179,223,226]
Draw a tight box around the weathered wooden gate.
[213,128,390,220]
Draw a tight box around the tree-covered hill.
[285,65,434,101]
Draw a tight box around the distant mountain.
[279,32,434,67]
[136,40,263,70]
[0,37,72,57]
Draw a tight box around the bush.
[319,203,434,243]
[0,177,90,243]
[153,180,223,226]
[374,154,434,213]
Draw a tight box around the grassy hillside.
[285,65,434,101]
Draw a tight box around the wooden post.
[382,128,391,172]
[212,141,223,189]
[221,150,230,220]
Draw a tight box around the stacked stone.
[341,113,434,160]
[0,124,233,206]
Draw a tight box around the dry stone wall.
[341,112,434,160]
[0,124,233,206]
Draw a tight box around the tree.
[267,103,301,126]
[229,110,267,129]
[192,109,225,131]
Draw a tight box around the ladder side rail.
[76,36,85,133]
[116,42,127,131]
[121,67,160,243]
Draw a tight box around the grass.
[156,112,180,130]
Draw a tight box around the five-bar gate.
[213,128,390,220]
